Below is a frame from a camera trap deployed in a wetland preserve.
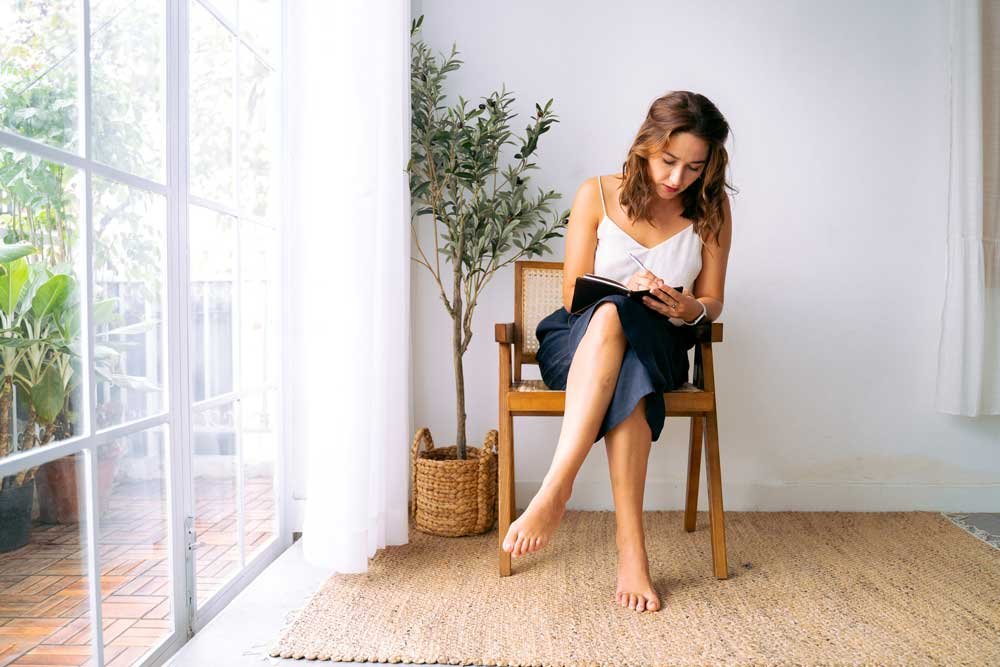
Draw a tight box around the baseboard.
[288,481,997,536]
[515,479,1000,512]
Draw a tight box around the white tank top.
[592,175,703,327]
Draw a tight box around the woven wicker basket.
[409,427,498,537]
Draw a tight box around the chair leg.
[684,415,705,532]
[703,409,729,579]
[498,406,515,577]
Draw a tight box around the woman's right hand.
[626,269,663,292]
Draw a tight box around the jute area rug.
[269,511,1000,666]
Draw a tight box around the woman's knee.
[629,395,648,423]
[606,396,651,441]
[587,302,626,344]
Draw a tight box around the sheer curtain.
[286,0,412,571]
[936,0,1000,416]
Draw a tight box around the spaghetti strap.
[596,175,607,218]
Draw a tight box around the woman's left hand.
[642,280,699,321]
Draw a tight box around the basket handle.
[480,429,498,462]
[410,427,435,520]
[477,430,499,529]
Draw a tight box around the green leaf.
[0,257,29,317]
[30,274,72,322]
[32,363,65,425]
[0,241,36,264]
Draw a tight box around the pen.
[625,249,650,274]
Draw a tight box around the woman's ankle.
[615,532,647,554]
[538,476,573,505]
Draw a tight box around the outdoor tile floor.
[0,477,274,667]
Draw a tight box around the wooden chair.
[495,260,729,579]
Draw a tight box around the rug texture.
[269,511,1000,666]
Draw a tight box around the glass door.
[184,0,283,627]
[0,0,287,663]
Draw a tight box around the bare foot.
[614,543,661,612]
[501,484,569,557]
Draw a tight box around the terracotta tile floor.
[0,476,274,667]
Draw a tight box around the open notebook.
[569,273,683,315]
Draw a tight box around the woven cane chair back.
[514,261,564,372]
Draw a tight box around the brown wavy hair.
[618,91,737,247]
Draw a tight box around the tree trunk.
[453,219,468,459]
[0,377,11,459]
[452,285,468,460]
[452,310,467,460]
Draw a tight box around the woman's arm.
[690,193,733,322]
[561,178,602,312]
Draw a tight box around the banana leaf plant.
[0,240,160,490]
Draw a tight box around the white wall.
[405,0,1000,514]
[287,0,998,530]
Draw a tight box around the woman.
[500,91,735,613]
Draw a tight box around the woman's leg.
[604,395,661,612]
[502,302,627,557]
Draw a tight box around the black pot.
[0,479,35,553]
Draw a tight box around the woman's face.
[645,132,710,200]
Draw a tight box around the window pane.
[192,401,239,607]
[190,1,235,206]
[0,0,81,153]
[242,390,275,563]
[239,220,276,392]
[93,177,166,429]
[91,0,166,181]
[239,0,278,64]
[189,206,236,402]
[1,149,83,458]
[205,0,236,25]
[239,46,273,219]
[0,453,98,665]
[97,427,172,665]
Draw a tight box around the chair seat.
[512,379,703,393]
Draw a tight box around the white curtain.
[936,0,1000,416]
[286,0,412,571]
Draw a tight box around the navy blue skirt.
[535,295,697,444]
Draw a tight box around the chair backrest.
[514,260,564,376]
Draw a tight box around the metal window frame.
[0,0,290,664]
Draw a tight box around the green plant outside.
[1,0,166,489]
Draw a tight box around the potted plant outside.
[1,9,166,532]
[408,15,569,537]
[0,241,79,550]
[0,238,150,549]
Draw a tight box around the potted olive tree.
[408,15,569,536]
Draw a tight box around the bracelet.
[683,299,708,326]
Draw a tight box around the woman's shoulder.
[569,177,607,232]
[593,173,623,189]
